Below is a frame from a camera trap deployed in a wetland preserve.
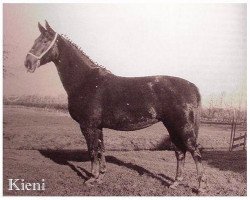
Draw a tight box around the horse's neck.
[53,37,96,96]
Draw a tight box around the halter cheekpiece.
[27,33,58,60]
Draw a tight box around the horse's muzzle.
[24,55,40,73]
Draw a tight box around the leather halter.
[27,33,58,60]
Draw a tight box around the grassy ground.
[4,105,243,151]
[3,105,247,196]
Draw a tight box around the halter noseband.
[27,33,58,60]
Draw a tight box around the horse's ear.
[45,20,56,35]
[38,22,46,35]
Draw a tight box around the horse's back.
[105,75,200,108]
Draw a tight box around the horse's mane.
[61,34,112,74]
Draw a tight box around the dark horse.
[24,21,206,192]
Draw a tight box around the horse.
[24,21,206,192]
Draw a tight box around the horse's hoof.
[169,182,179,189]
[84,177,97,187]
[96,173,105,184]
[84,181,95,187]
[192,187,206,194]
[198,188,206,194]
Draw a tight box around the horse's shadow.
[202,150,247,174]
[39,149,174,186]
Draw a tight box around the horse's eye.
[43,41,47,44]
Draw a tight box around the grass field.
[3,105,247,196]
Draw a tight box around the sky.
[3,3,247,109]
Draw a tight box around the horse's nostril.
[25,59,31,68]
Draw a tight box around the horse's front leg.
[81,125,101,186]
[96,131,107,183]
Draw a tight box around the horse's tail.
[194,86,201,142]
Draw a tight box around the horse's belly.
[106,119,159,131]
[103,109,160,131]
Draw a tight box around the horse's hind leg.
[163,126,186,189]
[164,121,206,192]
[188,141,206,193]
[169,148,186,189]
[179,127,206,192]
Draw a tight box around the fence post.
[243,132,247,150]
[229,110,235,151]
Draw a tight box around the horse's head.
[24,21,59,73]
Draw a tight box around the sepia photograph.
[3,2,247,196]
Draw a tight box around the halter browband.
[28,33,58,60]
